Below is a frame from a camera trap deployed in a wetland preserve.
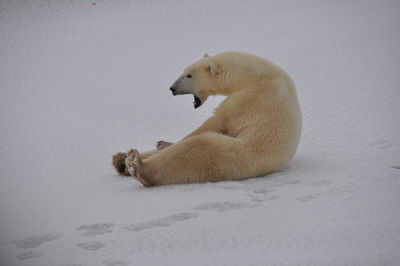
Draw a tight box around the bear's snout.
[170,87,176,95]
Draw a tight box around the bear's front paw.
[156,141,173,150]
[112,152,131,176]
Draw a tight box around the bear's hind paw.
[112,152,130,176]
[125,149,140,176]
[125,149,153,187]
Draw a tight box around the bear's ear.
[208,62,220,76]
[203,53,209,58]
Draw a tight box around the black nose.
[170,87,176,94]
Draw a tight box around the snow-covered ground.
[1,1,399,265]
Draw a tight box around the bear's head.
[170,53,222,109]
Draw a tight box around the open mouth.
[170,88,202,109]
[193,95,202,109]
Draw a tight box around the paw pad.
[125,149,140,176]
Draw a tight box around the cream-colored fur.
[112,52,302,186]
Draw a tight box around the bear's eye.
[186,74,192,78]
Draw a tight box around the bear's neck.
[216,71,273,96]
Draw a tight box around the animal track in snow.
[252,188,271,194]
[369,141,393,150]
[310,180,331,187]
[283,179,301,185]
[16,250,44,260]
[248,193,280,203]
[76,241,105,250]
[75,223,115,236]
[121,212,199,232]
[12,233,61,248]
[297,195,318,202]
[102,259,129,266]
[391,165,400,170]
[193,201,257,212]
[247,188,280,202]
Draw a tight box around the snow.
[1,1,399,265]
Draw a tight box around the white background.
[1,1,399,265]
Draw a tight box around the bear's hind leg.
[125,149,153,187]
[140,132,250,186]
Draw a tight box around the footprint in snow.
[369,141,392,150]
[391,165,400,170]
[297,195,318,202]
[248,191,280,202]
[193,201,257,212]
[121,212,199,232]
[76,241,105,251]
[283,179,301,185]
[16,250,44,260]
[75,223,115,236]
[12,233,61,248]
[252,188,271,194]
[102,259,129,266]
[248,188,280,202]
[311,180,331,187]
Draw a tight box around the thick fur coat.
[112,52,302,186]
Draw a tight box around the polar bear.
[112,52,302,186]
